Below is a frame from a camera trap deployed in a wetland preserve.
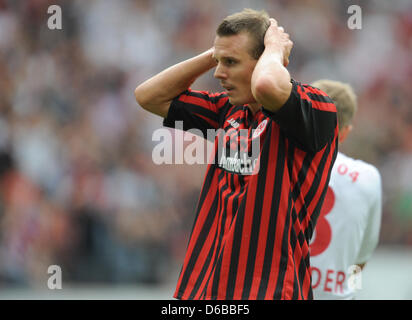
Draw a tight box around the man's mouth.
[222,84,235,92]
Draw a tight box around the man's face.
[213,32,259,107]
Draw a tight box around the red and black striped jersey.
[163,79,338,300]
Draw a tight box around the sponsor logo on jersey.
[218,149,259,175]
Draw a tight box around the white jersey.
[310,152,382,300]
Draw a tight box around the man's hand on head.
[264,18,293,67]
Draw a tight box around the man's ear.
[339,124,353,143]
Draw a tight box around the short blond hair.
[311,79,357,130]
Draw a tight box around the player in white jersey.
[309,80,382,300]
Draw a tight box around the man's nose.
[213,64,227,80]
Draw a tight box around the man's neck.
[248,102,262,115]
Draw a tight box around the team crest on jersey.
[252,119,268,138]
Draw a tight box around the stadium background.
[0,0,411,299]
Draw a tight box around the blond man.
[309,80,382,299]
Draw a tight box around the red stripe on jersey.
[181,91,229,113]
[247,125,280,299]
[297,84,310,101]
[179,93,206,105]
[311,100,336,112]
[306,86,329,97]
[297,85,336,112]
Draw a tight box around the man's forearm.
[251,19,293,112]
[251,44,291,112]
[135,49,217,117]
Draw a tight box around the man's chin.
[228,97,256,107]
[228,96,241,106]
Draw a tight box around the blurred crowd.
[0,0,411,287]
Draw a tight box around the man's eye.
[226,59,236,65]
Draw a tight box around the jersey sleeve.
[262,79,338,153]
[355,167,382,264]
[163,89,229,139]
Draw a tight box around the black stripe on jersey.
[286,143,295,181]
[256,135,287,299]
[298,142,331,224]
[241,139,269,299]
[187,170,227,299]
[225,176,247,299]
[292,269,300,300]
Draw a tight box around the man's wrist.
[262,44,284,65]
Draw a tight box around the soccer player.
[308,80,382,300]
[135,9,338,300]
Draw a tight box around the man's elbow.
[134,86,170,118]
[134,86,149,110]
